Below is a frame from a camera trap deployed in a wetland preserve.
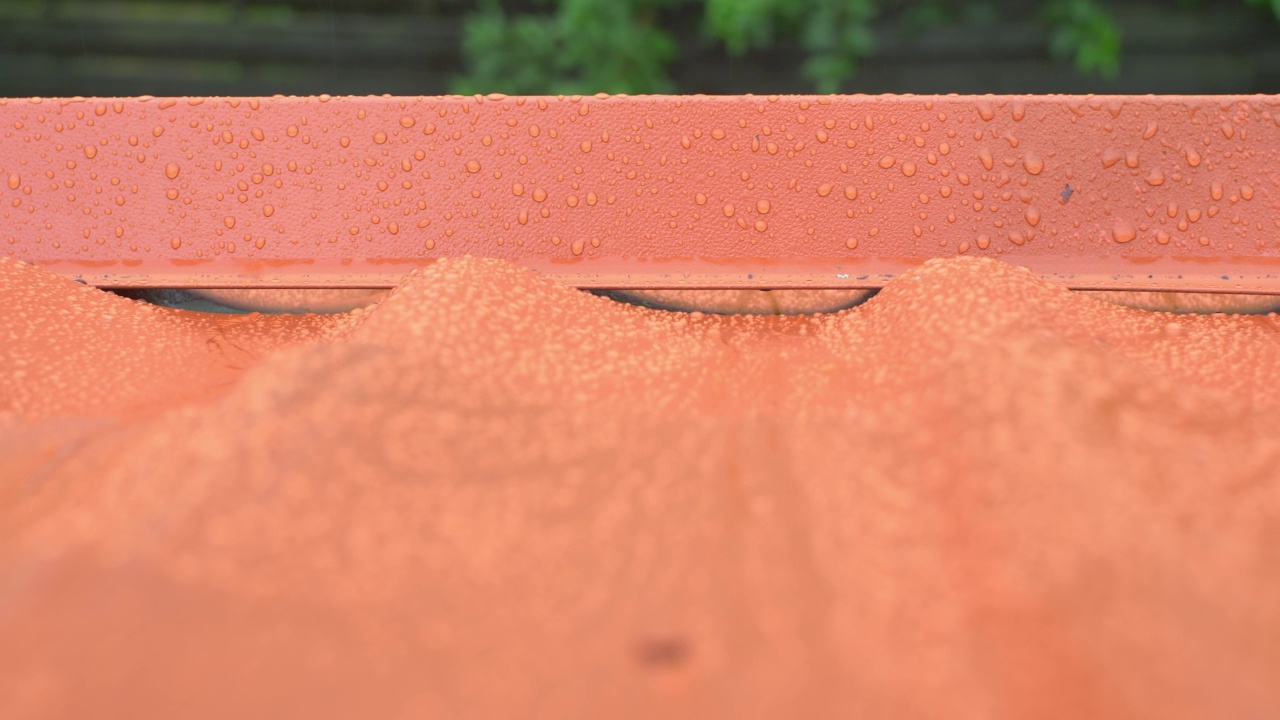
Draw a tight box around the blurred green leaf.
[1041,0,1122,79]
[897,0,953,37]
[1243,0,1280,19]
[451,0,1279,94]
[452,0,681,94]
[803,52,855,93]
[704,0,784,54]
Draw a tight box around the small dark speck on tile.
[635,636,692,669]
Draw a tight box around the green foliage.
[703,0,794,55]
[700,0,878,92]
[1041,0,1123,79]
[798,0,878,93]
[451,0,680,95]
[1244,0,1280,20]
[450,0,1268,94]
[896,0,955,37]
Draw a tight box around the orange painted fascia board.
[2,94,1279,291]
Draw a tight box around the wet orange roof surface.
[3,254,1280,718]
[5,94,1280,292]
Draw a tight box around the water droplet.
[1023,154,1044,175]
[170,237,182,249]
[1156,229,1170,244]
[1145,168,1165,186]
[1025,206,1041,226]
[533,187,547,202]
[845,238,858,249]
[722,204,735,217]
[1211,181,1223,201]
[223,216,236,229]
[580,140,592,153]
[878,155,896,169]
[844,185,858,201]
[164,162,180,179]
[695,192,708,205]
[1112,222,1136,243]
[84,145,97,159]
[976,234,991,250]
[1101,150,1121,168]
[373,131,388,144]
[817,183,833,197]
[6,173,18,190]
[756,199,771,214]
[754,220,768,232]
[1125,151,1139,169]
[400,116,415,128]
[263,204,274,217]
[464,160,481,173]
[901,162,916,177]
[1242,185,1254,201]
[1183,147,1201,167]
[978,148,993,171]
[570,239,585,255]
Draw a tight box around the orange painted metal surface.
[8,94,1280,720]
[4,254,1280,718]
[3,94,1280,291]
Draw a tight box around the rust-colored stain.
[3,95,1280,291]
[3,252,1280,718]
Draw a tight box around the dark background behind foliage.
[2,0,1280,98]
